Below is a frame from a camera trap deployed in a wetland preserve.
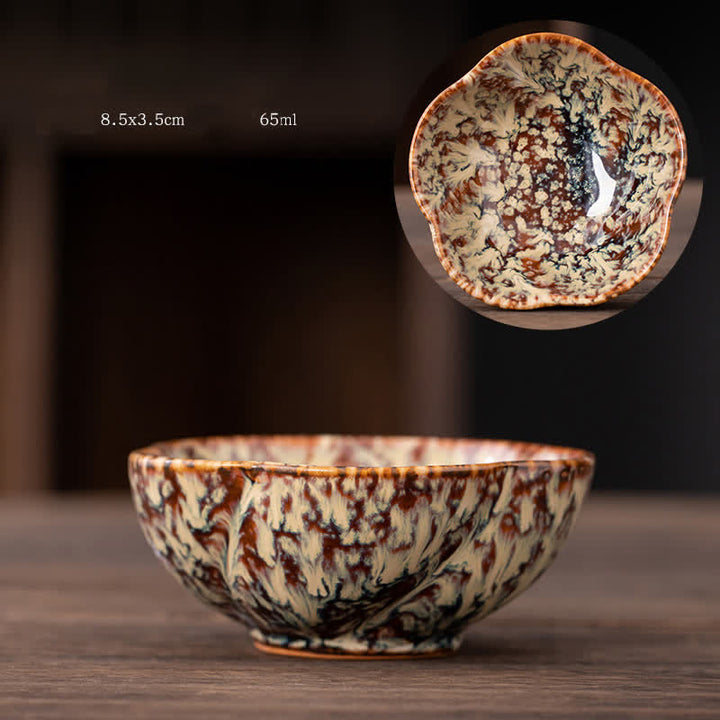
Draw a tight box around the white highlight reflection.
[587,150,616,217]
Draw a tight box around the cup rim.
[128,433,596,479]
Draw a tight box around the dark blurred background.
[0,3,717,495]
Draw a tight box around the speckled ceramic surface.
[410,32,687,309]
[128,435,594,657]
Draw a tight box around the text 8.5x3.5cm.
[100,112,185,127]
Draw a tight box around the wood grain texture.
[1,493,718,718]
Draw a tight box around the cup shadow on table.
[115,621,661,667]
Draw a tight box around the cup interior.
[136,435,592,469]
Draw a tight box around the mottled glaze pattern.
[410,32,687,309]
[128,435,594,657]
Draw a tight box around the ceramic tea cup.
[128,434,594,657]
[410,32,687,309]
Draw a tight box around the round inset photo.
[394,21,703,330]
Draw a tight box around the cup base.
[251,631,461,659]
[252,639,456,660]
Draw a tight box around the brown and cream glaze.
[128,435,594,657]
[410,32,687,309]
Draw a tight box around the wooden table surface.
[1,492,718,719]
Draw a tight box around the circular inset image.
[395,21,703,330]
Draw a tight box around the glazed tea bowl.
[128,434,594,658]
[410,32,687,309]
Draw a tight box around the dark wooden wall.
[0,3,718,493]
